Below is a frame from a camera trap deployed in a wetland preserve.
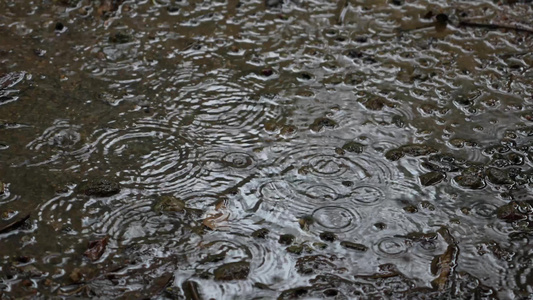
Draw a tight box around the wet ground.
[0,0,532,298]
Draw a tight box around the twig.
[0,214,30,234]
[459,21,533,34]
[336,0,348,25]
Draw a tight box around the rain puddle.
[0,0,532,298]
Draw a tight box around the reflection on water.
[0,0,532,298]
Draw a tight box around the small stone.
[345,49,363,59]
[385,149,404,161]
[486,168,513,185]
[496,202,527,222]
[421,201,435,211]
[252,228,270,239]
[392,115,405,128]
[200,253,226,264]
[341,181,353,187]
[310,117,338,132]
[265,0,282,8]
[449,139,465,148]
[374,222,387,230]
[423,11,434,19]
[403,205,418,213]
[363,97,392,111]
[21,279,32,287]
[299,72,312,80]
[400,144,437,157]
[295,255,336,275]
[435,13,449,24]
[43,278,54,286]
[109,32,132,44]
[419,171,445,186]
[70,268,83,283]
[299,215,314,231]
[354,36,367,43]
[20,265,42,278]
[319,232,337,242]
[454,174,486,190]
[154,196,185,213]
[261,68,273,77]
[82,179,121,197]
[167,6,180,13]
[263,121,278,132]
[286,244,304,254]
[340,241,367,252]
[16,256,31,263]
[279,234,295,245]
[280,125,297,136]
[214,261,250,281]
[298,166,310,175]
[313,242,328,250]
[342,141,364,154]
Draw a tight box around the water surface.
[1,0,532,298]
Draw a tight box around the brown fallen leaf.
[203,211,230,230]
[202,199,230,230]
[431,227,459,291]
[84,236,109,261]
[431,244,458,290]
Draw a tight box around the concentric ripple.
[311,205,361,233]
[0,183,19,205]
[470,202,499,219]
[255,179,317,219]
[272,140,401,183]
[0,71,26,106]
[374,237,409,257]
[258,180,297,203]
[93,196,191,247]
[85,118,202,193]
[202,149,257,173]
[350,186,384,205]
[302,185,339,202]
[37,187,84,233]
[307,154,352,177]
[170,76,284,131]
[25,119,82,166]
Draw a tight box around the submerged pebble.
[81,179,120,197]
[214,262,250,281]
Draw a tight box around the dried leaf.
[431,244,458,290]
[202,212,229,230]
[202,198,230,230]
[84,236,109,261]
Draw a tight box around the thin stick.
[336,0,348,25]
[0,214,30,234]
[459,21,533,34]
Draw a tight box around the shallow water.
[0,0,532,298]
